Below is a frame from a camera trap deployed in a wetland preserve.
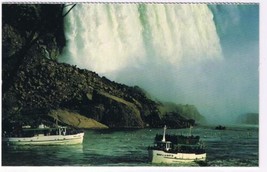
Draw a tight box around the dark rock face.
[2,55,202,128]
[3,56,158,128]
[2,4,204,129]
[2,4,65,92]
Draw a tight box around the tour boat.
[215,125,226,130]
[3,124,84,146]
[148,125,206,164]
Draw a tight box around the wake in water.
[2,126,258,166]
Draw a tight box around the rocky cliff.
[2,4,204,129]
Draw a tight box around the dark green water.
[2,125,258,166]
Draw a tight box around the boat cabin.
[22,126,67,137]
[154,141,172,151]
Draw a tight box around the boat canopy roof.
[22,126,67,131]
[174,143,203,147]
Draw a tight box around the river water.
[2,125,258,167]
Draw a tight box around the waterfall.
[59,4,222,74]
[59,4,259,124]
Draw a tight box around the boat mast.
[162,125,167,142]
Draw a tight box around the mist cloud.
[59,4,259,124]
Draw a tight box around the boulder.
[48,109,108,129]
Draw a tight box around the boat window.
[166,143,171,149]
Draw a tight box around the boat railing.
[3,126,83,138]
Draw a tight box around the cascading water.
[59,4,222,74]
[59,4,259,124]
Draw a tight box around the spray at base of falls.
[59,4,259,124]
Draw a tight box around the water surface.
[2,125,258,166]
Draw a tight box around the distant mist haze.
[59,4,259,124]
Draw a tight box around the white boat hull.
[3,133,84,146]
[148,149,206,164]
